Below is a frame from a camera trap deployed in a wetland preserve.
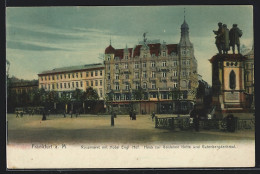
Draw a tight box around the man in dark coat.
[213,22,225,54]
[193,114,200,132]
[229,24,243,54]
[111,112,114,126]
[222,24,230,54]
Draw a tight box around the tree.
[132,87,145,100]
[83,87,99,101]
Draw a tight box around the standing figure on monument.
[222,24,230,54]
[229,24,243,54]
[213,22,225,54]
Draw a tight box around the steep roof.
[105,45,116,54]
[209,54,247,63]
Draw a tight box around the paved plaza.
[7,114,254,144]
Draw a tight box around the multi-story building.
[244,46,254,95]
[9,78,38,94]
[38,63,105,100]
[244,46,254,109]
[104,18,198,114]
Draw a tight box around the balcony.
[149,77,157,81]
[160,77,168,81]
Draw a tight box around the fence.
[155,116,255,131]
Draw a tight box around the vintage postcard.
[6,5,254,168]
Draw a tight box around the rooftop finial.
[184,8,186,21]
[110,36,111,45]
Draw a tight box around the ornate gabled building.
[104,18,198,114]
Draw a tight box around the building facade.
[104,19,198,114]
[38,63,105,100]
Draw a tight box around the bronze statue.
[229,24,243,54]
[143,32,148,43]
[222,24,230,54]
[213,22,225,54]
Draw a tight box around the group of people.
[213,22,243,54]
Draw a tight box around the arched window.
[229,70,236,90]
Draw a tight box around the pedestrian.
[16,111,19,118]
[132,112,136,120]
[42,110,46,121]
[70,110,73,118]
[63,110,66,118]
[151,112,155,121]
[226,114,235,132]
[114,112,117,118]
[111,112,114,127]
[194,114,200,132]
[129,111,132,120]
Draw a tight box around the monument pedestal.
[210,54,247,116]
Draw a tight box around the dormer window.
[162,51,166,57]
[107,55,111,61]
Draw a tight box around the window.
[76,82,78,88]
[100,70,103,76]
[86,81,89,86]
[115,64,119,70]
[186,60,190,65]
[173,71,178,76]
[68,74,71,79]
[95,80,98,86]
[63,83,66,88]
[100,80,102,86]
[48,84,50,89]
[135,82,140,89]
[60,83,62,88]
[86,72,89,77]
[162,72,167,77]
[152,71,156,78]
[99,88,103,97]
[115,83,119,90]
[162,61,167,67]
[143,82,147,89]
[56,84,59,89]
[125,55,128,59]
[56,75,59,80]
[68,83,70,88]
[115,74,119,80]
[143,62,146,68]
[151,61,155,67]
[107,84,111,90]
[125,74,129,79]
[135,72,139,79]
[152,53,155,57]
[125,63,128,69]
[229,70,236,90]
[182,71,186,76]
[143,54,147,58]
[52,84,54,89]
[80,81,83,87]
[152,82,156,89]
[143,71,147,78]
[173,61,177,66]
[107,73,110,80]
[60,74,62,79]
[125,83,129,90]
[48,76,50,80]
[76,73,78,78]
[182,60,186,65]
[80,73,82,78]
[45,76,47,80]
[72,82,74,88]
[135,62,139,68]
[91,81,93,86]
[64,74,66,79]
[162,51,166,57]
[107,55,111,60]
[72,73,74,78]
[95,70,98,76]
[91,71,93,77]
[108,65,110,70]
[173,81,178,88]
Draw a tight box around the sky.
[6,6,254,84]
